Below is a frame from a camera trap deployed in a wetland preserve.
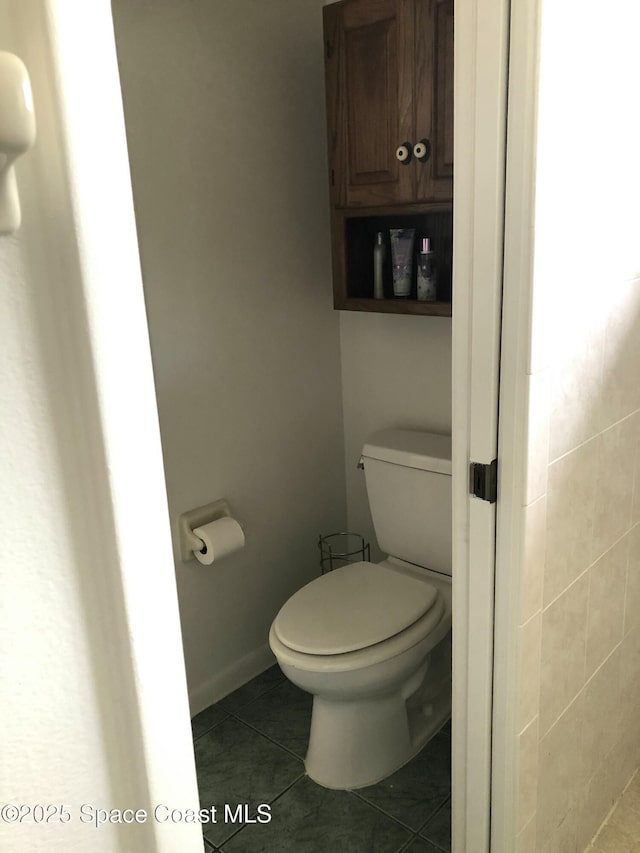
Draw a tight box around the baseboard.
[188,643,276,717]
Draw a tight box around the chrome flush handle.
[357,457,365,470]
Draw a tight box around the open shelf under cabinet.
[331,207,453,316]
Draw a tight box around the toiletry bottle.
[417,237,437,302]
[389,228,416,298]
[373,232,385,299]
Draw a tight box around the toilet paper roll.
[193,517,245,566]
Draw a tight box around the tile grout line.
[225,711,307,763]
[192,712,231,743]
[421,833,450,853]
[193,675,287,742]
[415,793,451,835]
[414,802,452,851]
[349,771,450,838]
[216,679,286,716]
[198,697,303,850]
[347,787,420,834]
[396,830,449,853]
[212,772,307,852]
[268,771,307,807]
[396,834,418,853]
[348,730,451,836]
[538,624,631,743]
[547,406,639,469]
[586,768,640,851]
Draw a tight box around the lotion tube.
[389,228,415,297]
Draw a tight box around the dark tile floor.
[192,666,452,853]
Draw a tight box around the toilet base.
[305,664,451,790]
[270,566,453,791]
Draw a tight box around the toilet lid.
[273,562,439,655]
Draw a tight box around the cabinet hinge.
[326,39,333,59]
[470,459,498,504]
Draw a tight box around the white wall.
[112,0,347,712]
[340,313,452,560]
[1,1,201,851]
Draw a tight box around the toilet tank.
[362,429,452,575]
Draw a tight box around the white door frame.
[451,0,511,850]
[490,0,543,849]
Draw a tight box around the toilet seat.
[273,561,440,656]
[269,592,448,675]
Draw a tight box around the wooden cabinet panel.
[324,0,452,209]
[345,17,398,184]
[324,0,415,208]
[414,0,453,201]
[434,0,454,180]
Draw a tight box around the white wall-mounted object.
[178,498,244,564]
[0,52,36,234]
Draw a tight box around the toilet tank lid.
[362,429,452,475]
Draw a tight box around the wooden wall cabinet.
[323,0,454,315]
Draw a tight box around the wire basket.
[318,532,370,574]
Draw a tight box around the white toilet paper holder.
[178,498,239,562]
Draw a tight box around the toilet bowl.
[269,558,452,790]
[269,428,453,790]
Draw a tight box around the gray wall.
[113,0,346,712]
[113,0,453,711]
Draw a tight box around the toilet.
[269,428,453,790]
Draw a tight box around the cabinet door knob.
[414,138,431,162]
[395,142,413,164]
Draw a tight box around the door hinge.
[326,39,333,59]
[470,459,498,504]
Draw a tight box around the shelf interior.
[345,210,453,304]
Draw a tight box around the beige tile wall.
[584,770,640,852]
[511,0,640,847]
[515,288,640,852]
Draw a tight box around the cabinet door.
[324,0,416,208]
[415,0,453,201]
